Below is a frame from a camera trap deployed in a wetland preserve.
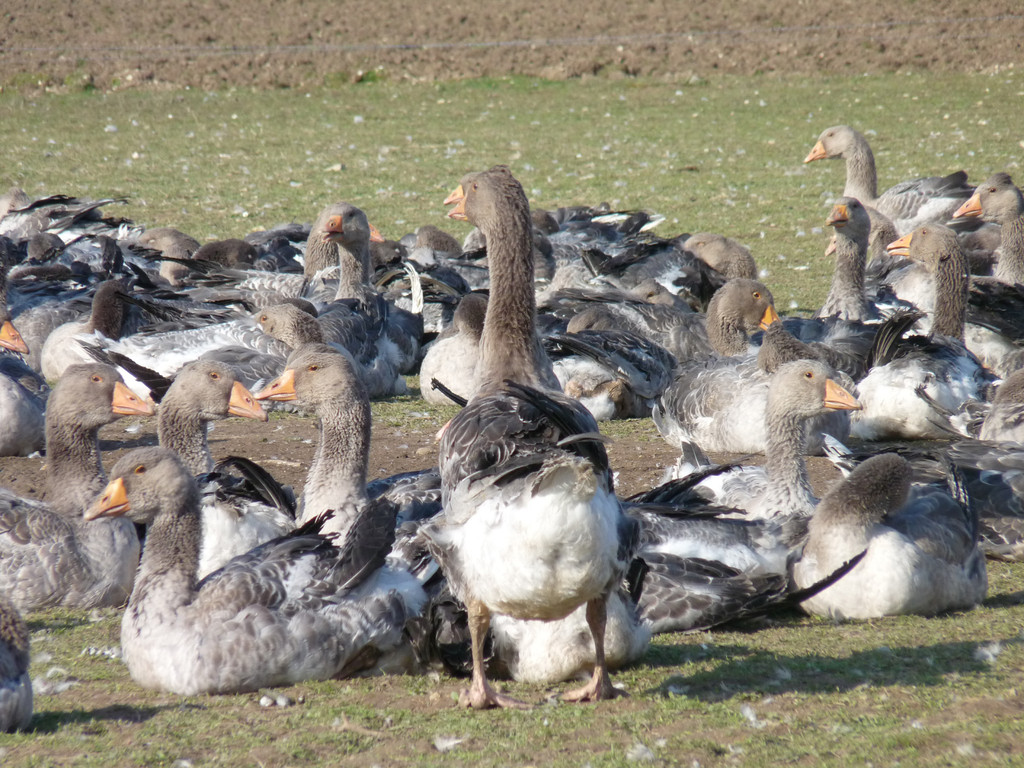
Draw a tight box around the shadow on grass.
[30,702,178,733]
[645,640,996,702]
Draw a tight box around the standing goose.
[0,363,152,610]
[85,446,425,695]
[793,452,987,619]
[423,166,637,708]
[803,125,974,235]
[0,593,31,732]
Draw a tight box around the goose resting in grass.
[424,166,638,708]
[0,593,31,732]
[86,446,426,695]
[793,452,987,619]
[0,363,152,610]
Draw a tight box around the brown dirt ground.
[1,0,1022,92]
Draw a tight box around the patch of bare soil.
[0,0,1021,91]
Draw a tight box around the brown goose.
[422,166,638,709]
[40,280,127,381]
[0,363,152,610]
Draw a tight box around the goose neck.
[130,486,201,613]
[158,404,212,475]
[763,408,816,514]
[302,401,370,522]
[44,421,105,517]
[842,141,878,203]
[995,216,1024,285]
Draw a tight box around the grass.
[2,71,1023,310]
[2,72,1024,766]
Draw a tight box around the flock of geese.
[1,123,1023,724]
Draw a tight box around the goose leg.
[458,598,530,710]
[562,597,621,703]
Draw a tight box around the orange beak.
[322,214,344,243]
[444,184,468,221]
[803,140,828,164]
[369,223,386,243]
[759,304,781,330]
[886,232,913,258]
[254,368,296,402]
[0,319,29,354]
[952,192,983,219]
[826,203,849,228]
[112,382,155,416]
[84,476,129,521]
[824,378,862,411]
[228,380,268,421]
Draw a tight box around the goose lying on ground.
[793,452,987,619]
[424,166,638,708]
[86,446,426,695]
[0,363,152,610]
[418,292,488,406]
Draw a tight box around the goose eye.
[472,182,479,191]
[804,371,814,379]
[91,374,102,383]
[209,372,220,380]
[308,364,319,372]
[134,464,146,475]
[753,291,761,299]
[260,315,267,323]
[989,187,997,193]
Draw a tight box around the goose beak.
[825,203,849,228]
[0,320,29,354]
[952,192,983,219]
[886,232,913,258]
[254,368,296,401]
[444,184,468,221]
[112,382,155,416]
[824,234,837,257]
[803,140,828,163]
[228,380,268,421]
[759,304,781,330]
[368,223,386,243]
[85,477,129,521]
[824,378,862,411]
[322,214,344,243]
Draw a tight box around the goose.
[654,280,852,454]
[153,359,296,578]
[0,593,31,732]
[953,171,1024,284]
[851,225,995,441]
[423,166,638,708]
[0,363,152,610]
[793,452,987,619]
[255,344,404,540]
[255,301,405,399]
[418,292,488,406]
[85,446,426,695]
[40,280,129,381]
[0,306,46,456]
[803,125,974,235]
[663,360,860,519]
[816,197,879,322]
[682,233,758,280]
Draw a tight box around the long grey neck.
[762,408,817,516]
[131,487,201,613]
[819,233,869,321]
[932,247,968,341]
[995,216,1024,285]
[477,214,547,392]
[45,420,105,517]
[706,311,751,357]
[158,403,211,475]
[300,401,370,526]
[842,140,878,202]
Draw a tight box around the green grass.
[2,72,1024,766]
[2,71,1022,310]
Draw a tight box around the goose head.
[254,344,367,409]
[255,303,324,348]
[708,278,780,334]
[825,197,871,244]
[48,362,153,431]
[314,202,384,249]
[86,446,193,524]
[767,360,861,421]
[804,125,861,163]
[885,224,961,272]
[953,172,1023,224]
[163,360,266,423]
